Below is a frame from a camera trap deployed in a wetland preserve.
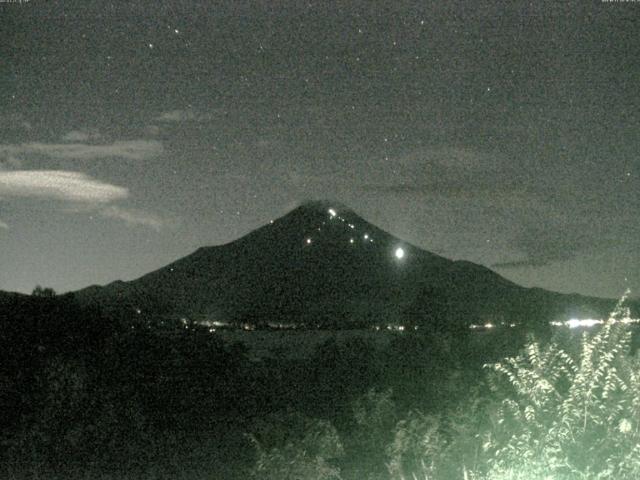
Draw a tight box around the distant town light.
[328,208,337,217]
[567,318,602,329]
[364,233,369,239]
[306,238,312,245]
[349,238,354,244]
[549,315,639,328]
[395,247,405,259]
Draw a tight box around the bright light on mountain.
[395,247,405,259]
[328,208,337,217]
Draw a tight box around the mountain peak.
[290,199,353,218]
[269,200,391,249]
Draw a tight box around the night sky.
[1,0,638,298]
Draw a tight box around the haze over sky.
[0,0,638,298]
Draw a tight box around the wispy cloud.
[0,132,166,231]
[361,180,519,198]
[100,205,164,231]
[0,170,165,230]
[360,146,523,196]
[350,144,619,271]
[155,109,214,123]
[0,155,23,170]
[60,130,104,143]
[0,170,128,203]
[492,225,607,269]
[143,125,161,136]
[0,140,163,161]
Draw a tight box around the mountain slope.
[74,201,619,328]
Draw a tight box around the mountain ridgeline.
[75,201,617,330]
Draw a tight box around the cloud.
[492,226,606,269]
[0,155,23,170]
[0,170,129,203]
[361,181,509,197]
[143,125,161,136]
[358,146,525,197]
[353,144,620,271]
[493,260,541,268]
[155,109,214,123]
[0,140,163,161]
[100,205,164,231]
[0,170,164,231]
[61,130,103,142]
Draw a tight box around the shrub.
[249,412,344,480]
[386,384,489,480]
[482,292,640,479]
[389,292,640,479]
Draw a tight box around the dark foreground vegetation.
[1,292,639,479]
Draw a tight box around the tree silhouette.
[32,285,56,298]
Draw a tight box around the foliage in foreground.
[389,293,640,479]
[249,412,344,480]
[5,289,639,479]
[482,296,640,479]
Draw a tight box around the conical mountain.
[74,201,618,329]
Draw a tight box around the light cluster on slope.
[300,207,403,260]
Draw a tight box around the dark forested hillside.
[0,287,495,479]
